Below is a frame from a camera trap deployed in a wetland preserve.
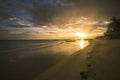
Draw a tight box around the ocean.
[0,40,89,80]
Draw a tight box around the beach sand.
[1,40,120,80]
[35,40,120,80]
[0,40,82,80]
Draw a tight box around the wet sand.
[35,40,120,80]
[0,40,84,80]
[1,40,120,80]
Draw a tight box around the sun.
[76,33,87,39]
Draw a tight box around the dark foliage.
[104,17,120,39]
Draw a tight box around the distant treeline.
[98,17,120,39]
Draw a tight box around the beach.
[0,40,87,80]
[35,40,120,80]
[1,40,120,80]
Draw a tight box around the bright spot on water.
[79,40,89,49]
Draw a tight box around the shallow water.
[0,40,89,80]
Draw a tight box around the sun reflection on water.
[79,40,89,49]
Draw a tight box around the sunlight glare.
[76,33,87,39]
[80,40,84,49]
[79,40,89,49]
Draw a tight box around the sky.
[0,0,120,40]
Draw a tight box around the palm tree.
[105,17,120,39]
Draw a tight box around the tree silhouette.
[105,17,120,39]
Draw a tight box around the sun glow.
[80,40,84,49]
[79,40,89,49]
[76,33,87,39]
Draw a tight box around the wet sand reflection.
[79,40,89,49]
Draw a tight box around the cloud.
[1,0,118,39]
[0,0,118,26]
[9,17,17,21]
[0,16,109,39]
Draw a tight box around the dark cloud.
[21,0,120,25]
[0,0,120,39]
[1,0,120,26]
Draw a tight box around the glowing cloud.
[76,33,87,39]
